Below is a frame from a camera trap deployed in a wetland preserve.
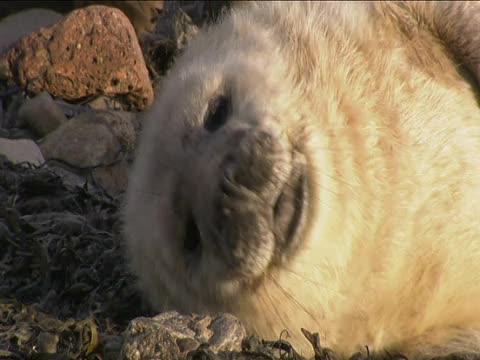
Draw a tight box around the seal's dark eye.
[204,95,231,132]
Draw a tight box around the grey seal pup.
[124,1,480,358]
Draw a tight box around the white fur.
[124,2,480,358]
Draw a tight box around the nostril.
[255,130,278,154]
[257,130,272,145]
[184,212,202,256]
[204,95,231,132]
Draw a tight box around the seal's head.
[124,8,320,317]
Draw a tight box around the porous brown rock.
[0,5,154,111]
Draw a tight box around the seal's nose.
[221,128,282,194]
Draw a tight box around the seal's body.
[124,2,480,357]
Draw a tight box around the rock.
[0,1,164,38]
[45,161,87,189]
[0,138,45,166]
[87,95,124,111]
[0,5,154,111]
[87,1,164,35]
[1,93,25,130]
[18,92,68,137]
[40,116,120,168]
[54,99,93,119]
[74,110,138,151]
[170,1,231,27]
[10,103,137,194]
[141,1,231,81]
[0,3,73,20]
[52,109,139,159]
[0,8,63,53]
[206,313,248,352]
[3,128,36,140]
[145,1,200,52]
[121,312,246,360]
[92,157,129,195]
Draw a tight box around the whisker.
[279,266,337,293]
[260,279,289,330]
[266,273,317,323]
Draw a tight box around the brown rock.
[40,116,120,168]
[0,5,153,111]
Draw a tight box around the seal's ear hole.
[204,95,231,132]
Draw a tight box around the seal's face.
[177,91,310,293]
[126,44,313,310]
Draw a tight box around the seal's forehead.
[156,36,290,132]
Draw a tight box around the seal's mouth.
[182,159,308,268]
[272,159,308,258]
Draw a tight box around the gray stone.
[92,157,130,195]
[87,96,125,111]
[0,8,63,53]
[0,138,45,166]
[54,100,93,119]
[74,110,139,151]
[45,161,87,189]
[18,92,68,137]
[40,116,120,168]
[121,312,246,360]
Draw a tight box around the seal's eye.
[204,95,231,132]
